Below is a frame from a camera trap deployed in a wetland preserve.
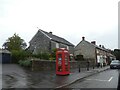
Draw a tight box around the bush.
[18,60,24,66]
[18,60,32,67]
[11,50,31,63]
[41,53,50,60]
[49,48,57,60]
[32,52,50,60]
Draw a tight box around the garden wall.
[31,59,95,71]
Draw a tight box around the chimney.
[82,37,85,40]
[49,31,52,34]
[91,41,96,45]
[102,45,105,48]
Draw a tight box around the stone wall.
[31,60,56,71]
[31,59,95,71]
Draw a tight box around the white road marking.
[86,77,113,82]
[108,77,113,82]
[86,79,108,82]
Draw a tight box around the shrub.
[11,50,25,63]
[49,48,57,60]
[32,52,50,60]
[41,53,50,60]
[11,50,31,63]
[18,60,32,67]
[18,60,24,66]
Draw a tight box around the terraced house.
[28,29,74,54]
[74,37,115,66]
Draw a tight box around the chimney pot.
[82,37,85,40]
[91,41,96,45]
[49,31,52,34]
[102,45,105,48]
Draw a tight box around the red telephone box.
[56,48,70,75]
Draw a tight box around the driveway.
[2,64,28,88]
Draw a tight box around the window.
[97,50,99,54]
[56,43,59,48]
[67,46,69,50]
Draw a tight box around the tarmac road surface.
[2,64,28,88]
[65,69,119,89]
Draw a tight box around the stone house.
[28,29,74,54]
[74,37,115,66]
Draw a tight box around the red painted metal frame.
[56,48,70,75]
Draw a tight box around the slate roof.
[85,40,108,51]
[40,29,74,46]
[77,40,109,52]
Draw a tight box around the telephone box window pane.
[65,54,69,71]
[58,54,62,60]
[58,54,62,71]
[58,58,62,61]
[65,54,68,65]
[58,54,62,65]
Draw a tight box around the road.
[2,64,28,88]
[65,69,119,89]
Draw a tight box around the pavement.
[56,66,110,88]
[2,64,110,88]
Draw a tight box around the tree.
[2,33,28,63]
[2,33,27,51]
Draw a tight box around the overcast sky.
[0,0,119,50]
